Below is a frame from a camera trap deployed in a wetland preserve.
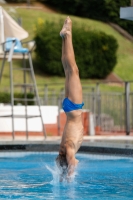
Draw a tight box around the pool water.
[0,152,133,200]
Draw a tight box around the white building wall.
[0,105,58,132]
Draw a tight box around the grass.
[1,6,133,94]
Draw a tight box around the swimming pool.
[0,152,133,200]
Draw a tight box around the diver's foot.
[60,16,72,38]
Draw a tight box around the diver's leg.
[61,38,69,97]
[60,16,82,104]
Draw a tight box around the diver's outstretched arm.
[66,145,78,177]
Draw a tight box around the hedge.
[6,0,35,3]
[44,0,133,36]
[34,19,118,79]
[0,92,34,105]
[6,1,133,35]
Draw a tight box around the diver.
[56,16,84,181]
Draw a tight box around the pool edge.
[0,144,133,157]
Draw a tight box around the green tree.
[34,19,118,78]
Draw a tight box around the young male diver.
[56,16,84,181]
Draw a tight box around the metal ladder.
[0,38,46,140]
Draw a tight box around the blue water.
[0,152,133,200]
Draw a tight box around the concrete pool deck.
[0,135,133,156]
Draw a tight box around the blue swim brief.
[62,98,84,112]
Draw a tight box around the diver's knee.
[69,66,79,76]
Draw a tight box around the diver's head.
[56,154,68,179]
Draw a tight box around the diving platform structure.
[0,6,46,140]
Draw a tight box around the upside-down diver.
[56,16,84,181]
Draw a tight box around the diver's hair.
[56,154,68,168]
[56,154,68,177]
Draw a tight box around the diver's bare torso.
[59,110,84,156]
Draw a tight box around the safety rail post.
[23,53,29,140]
[27,0,31,8]
[91,88,95,114]
[52,89,55,105]
[125,82,130,135]
[96,83,101,128]
[44,84,48,105]
[9,59,15,140]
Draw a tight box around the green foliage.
[44,0,107,20]
[34,20,63,76]
[0,92,34,105]
[5,0,20,2]
[0,93,10,104]
[14,93,35,105]
[44,0,133,36]
[34,20,118,78]
[73,30,118,78]
[104,0,133,36]
[5,0,35,3]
